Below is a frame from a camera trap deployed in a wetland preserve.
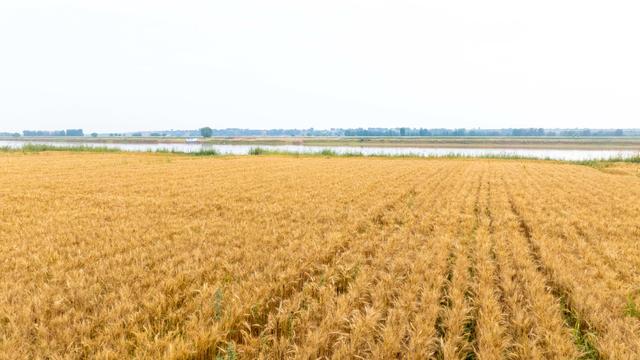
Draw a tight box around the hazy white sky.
[1,1,639,132]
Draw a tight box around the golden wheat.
[1,152,639,359]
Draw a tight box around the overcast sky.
[1,1,639,132]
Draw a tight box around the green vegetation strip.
[1,144,221,156]
[2,144,640,165]
[625,292,640,319]
[15,144,122,153]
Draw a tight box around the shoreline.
[2,144,639,166]
[3,136,640,150]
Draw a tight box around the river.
[1,140,639,161]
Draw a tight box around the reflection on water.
[1,140,639,161]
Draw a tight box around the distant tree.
[24,130,65,136]
[614,129,624,136]
[400,128,406,136]
[453,128,466,136]
[91,133,98,137]
[200,127,213,138]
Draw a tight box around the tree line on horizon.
[2,127,635,138]
[21,129,84,137]
[197,127,629,137]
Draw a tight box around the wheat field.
[0,152,639,359]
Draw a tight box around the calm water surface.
[2,140,639,161]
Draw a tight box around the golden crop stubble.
[473,169,510,359]
[255,193,414,358]
[292,164,458,359]
[489,169,580,359]
[345,162,477,359]
[179,160,435,359]
[432,163,485,360]
[165,159,480,358]
[526,163,640,283]
[0,154,421,358]
[504,162,640,358]
[397,162,487,360]
[1,153,640,359]
[237,166,433,353]
[370,164,474,359]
